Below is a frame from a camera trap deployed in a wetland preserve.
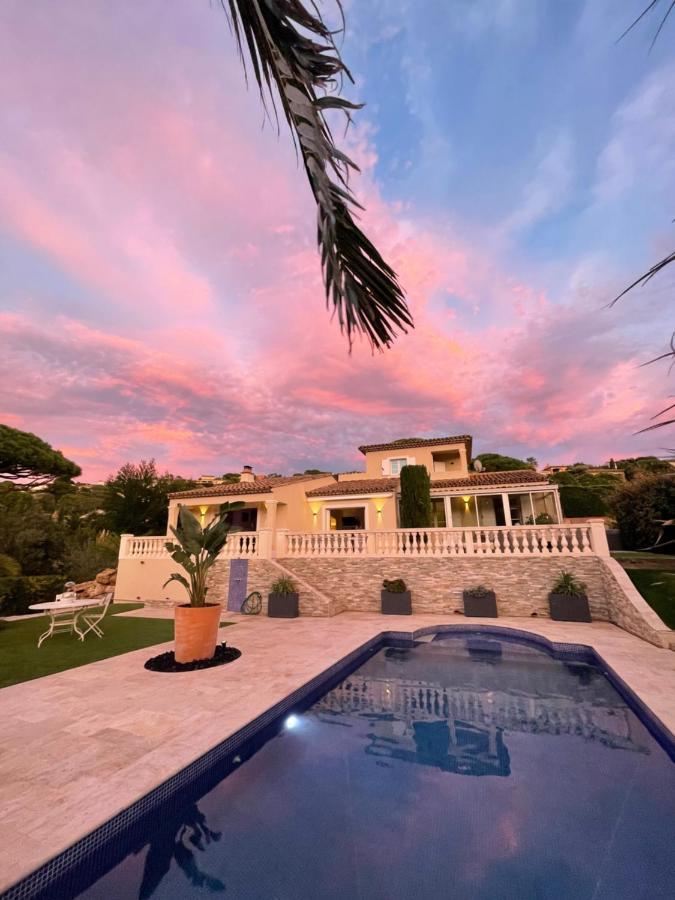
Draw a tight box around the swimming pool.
[9,630,675,899]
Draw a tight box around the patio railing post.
[275,528,289,558]
[119,534,133,559]
[588,519,610,557]
[255,529,272,559]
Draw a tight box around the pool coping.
[3,622,674,900]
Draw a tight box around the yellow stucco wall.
[362,443,469,480]
[115,558,186,603]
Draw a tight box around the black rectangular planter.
[381,590,412,615]
[548,592,591,622]
[267,592,299,618]
[463,590,498,617]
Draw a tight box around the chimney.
[240,465,255,483]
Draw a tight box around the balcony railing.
[119,532,260,559]
[119,523,609,561]
[280,524,607,558]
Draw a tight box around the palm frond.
[617,0,674,46]
[223,0,412,349]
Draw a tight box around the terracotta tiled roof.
[168,473,330,499]
[358,435,472,454]
[306,477,398,497]
[306,469,548,498]
[430,470,549,490]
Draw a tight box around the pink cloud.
[0,1,670,480]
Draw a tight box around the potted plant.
[381,578,412,615]
[268,576,299,618]
[463,585,498,617]
[164,501,243,664]
[548,570,591,622]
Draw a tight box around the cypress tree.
[399,465,432,528]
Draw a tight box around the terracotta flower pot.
[174,603,221,664]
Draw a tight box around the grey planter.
[463,590,498,617]
[268,592,299,618]
[381,590,412,615]
[549,592,591,622]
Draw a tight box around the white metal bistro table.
[28,598,103,647]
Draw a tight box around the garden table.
[28,598,103,648]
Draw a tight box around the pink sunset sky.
[0,1,673,481]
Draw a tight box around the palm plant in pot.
[164,501,243,663]
[548,570,591,622]
[268,576,299,618]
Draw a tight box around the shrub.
[551,570,586,597]
[464,585,493,598]
[399,465,432,528]
[382,578,407,593]
[613,474,675,550]
[62,533,120,583]
[0,575,66,616]
[270,576,297,595]
[0,554,21,577]
[559,486,610,518]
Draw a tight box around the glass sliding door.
[508,493,534,525]
[476,495,506,527]
[532,491,558,523]
[430,498,447,527]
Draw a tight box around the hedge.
[613,474,675,550]
[559,486,610,518]
[0,576,66,617]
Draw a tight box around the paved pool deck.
[0,611,674,893]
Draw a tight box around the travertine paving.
[0,612,674,893]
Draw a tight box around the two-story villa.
[114,436,670,649]
[164,435,561,538]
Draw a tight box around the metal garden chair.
[78,593,113,640]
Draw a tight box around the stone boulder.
[95,568,117,586]
[72,568,117,598]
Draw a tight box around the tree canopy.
[0,423,81,487]
[474,453,534,472]
[613,457,673,481]
[103,460,196,536]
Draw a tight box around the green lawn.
[625,569,675,630]
[0,604,233,689]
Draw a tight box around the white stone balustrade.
[282,524,608,558]
[119,522,610,561]
[119,532,261,559]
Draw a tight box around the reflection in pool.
[73,634,675,900]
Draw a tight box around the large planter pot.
[548,593,591,622]
[381,590,412,615]
[174,603,221,664]
[268,592,299,618]
[463,590,498,617]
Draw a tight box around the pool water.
[73,635,675,899]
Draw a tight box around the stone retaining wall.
[153,554,671,649]
[207,560,333,616]
[280,557,611,619]
[279,556,671,648]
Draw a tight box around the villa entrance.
[226,507,258,532]
[327,506,366,530]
